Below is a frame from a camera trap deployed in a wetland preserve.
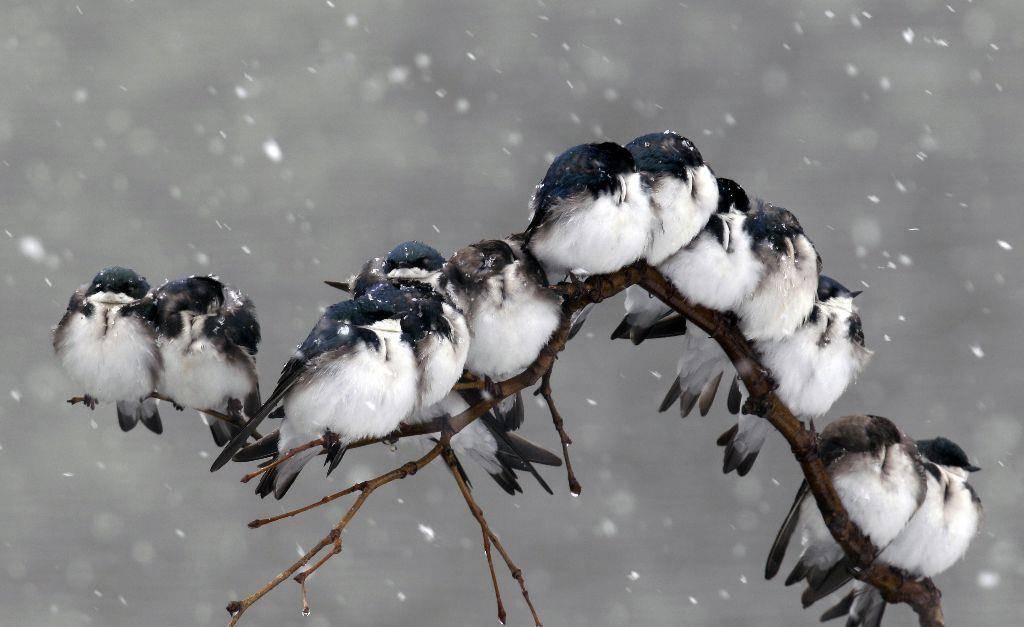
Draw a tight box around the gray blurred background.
[1,1,1021,625]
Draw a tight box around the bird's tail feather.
[719,414,770,476]
[116,398,163,434]
[820,584,886,627]
[256,448,317,500]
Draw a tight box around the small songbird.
[611,177,753,344]
[717,275,871,475]
[625,131,719,266]
[819,437,982,627]
[522,141,653,279]
[213,282,466,499]
[765,415,927,609]
[152,276,261,446]
[446,239,562,417]
[735,200,820,341]
[53,266,163,433]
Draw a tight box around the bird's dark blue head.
[744,201,806,252]
[86,266,150,299]
[625,132,704,181]
[156,276,225,315]
[529,142,637,228]
[364,283,452,344]
[916,437,980,472]
[817,275,863,302]
[716,178,750,213]
[385,241,445,273]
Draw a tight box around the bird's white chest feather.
[158,314,253,410]
[417,306,470,409]
[281,322,420,448]
[465,274,561,379]
[881,468,980,576]
[645,166,719,265]
[531,175,653,277]
[738,235,818,341]
[56,299,158,402]
[661,213,762,311]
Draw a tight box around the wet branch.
[225,262,945,627]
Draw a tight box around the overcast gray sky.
[1,1,1021,625]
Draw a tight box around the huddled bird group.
[52,131,981,625]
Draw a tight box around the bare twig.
[536,368,581,496]
[226,442,444,625]
[441,447,507,625]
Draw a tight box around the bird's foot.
[742,396,772,417]
[83,394,98,410]
[226,398,243,417]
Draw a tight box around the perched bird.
[523,142,653,279]
[213,282,466,499]
[53,266,162,433]
[446,239,562,418]
[717,275,871,474]
[659,275,869,476]
[443,238,565,492]
[625,131,719,266]
[152,276,261,446]
[765,415,927,608]
[735,200,820,341]
[820,437,982,627]
[611,177,753,344]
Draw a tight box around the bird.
[53,266,163,433]
[151,275,261,446]
[443,238,566,492]
[819,436,982,627]
[446,239,562,418]
[611,176,753,344]
[522,141,653,279]
[625,131,720,266]
[717,274,872,475]
[765,415,928,609]
[213,282,464,499]
[735,200,820,341]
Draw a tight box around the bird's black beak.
[324,280,350,292]
[850,290,863,298]
[965,464,981,473]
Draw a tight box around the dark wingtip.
[658,378,682,413]
[610,317,631,340]
[324,280,350,292]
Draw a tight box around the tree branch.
[226,262,945,626]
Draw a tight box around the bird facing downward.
[765,415,927,610]
[523,142,653,279]
[152,275,261,447]
[716,274,872,476]
[53,266,163,434]
[625,131,720,266]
